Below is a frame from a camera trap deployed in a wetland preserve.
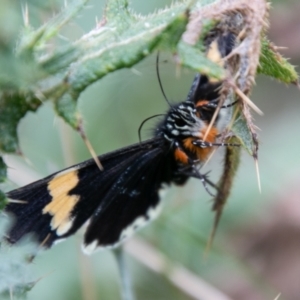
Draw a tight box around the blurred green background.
[2,0,300,299]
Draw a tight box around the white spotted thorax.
[163,102,206,141]
[162,99,233,144]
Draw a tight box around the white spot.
[163,134,172,141]
[81,205,162,255]
[53,238,66,245]
[174,124,189,130]
[82,240,98,255]
[54,166,80,177]
[55,219,74,236]
[171,130,179,136]
[144,22,150,28]
[159,185,168,198]
[130,190,140,197]
[119,205,162,242]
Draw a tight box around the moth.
[4,32,238,254]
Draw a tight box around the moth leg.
[202,99,239,109]
[192,140,240,148]
[177,165,217,197]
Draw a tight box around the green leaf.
[0,219,38,299]
[0,157,7,183]
[231,113,255,156]
[67,5,189,94]
[214,136,241,210]
[105,0,134,27]
[0,190,8,211]
[0,0,191,150]
[206,136,242,249]
[17,0,88,55]
[0,282,36,300]
[40,45,81,75]
[55,93,80,129]
[0,93,40,153]
[0,157,7,212]
[178,41,225,80]
[0,51,45,90]
[59,5,189,128]
[258,37,298,84]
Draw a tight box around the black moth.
[4,32,237,254]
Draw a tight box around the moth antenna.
[138,114,165,143]
[78,121,103,171]
[156,53,172,107]
[255,158,262,193]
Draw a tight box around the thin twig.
[114,247,135,300]
[78,247,98,300]
[125,238,233,300]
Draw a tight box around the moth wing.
[83,148,168,253]
[5,138,163,248]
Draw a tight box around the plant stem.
[113,247,135,300]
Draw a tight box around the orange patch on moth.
[195,100,209,108]
[43,170,80,236]
[195,100,209,117]
[183,126,219,161]
[207,41,223,66]
[174,148,189,164]
[206,40,224,83]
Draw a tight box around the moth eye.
[174,118,186,127]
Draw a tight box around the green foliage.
[0,0,297,160]
[178,42,224,79]
[0,220,38,300]
[0,191,7,211]
[0,0,191,155]
[232,113,256,155]
[0,94,40,153]
[0,157,6,183]
[0,0,298,298]
[0,158,7,209]
[259,37,298,84]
